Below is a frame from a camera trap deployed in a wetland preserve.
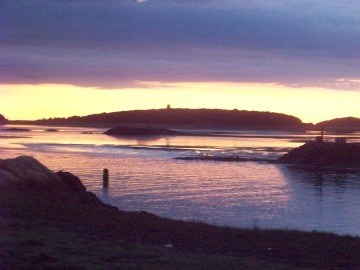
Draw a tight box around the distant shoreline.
[5,108,313,131]
[8,120,311,132]
[3,109,360,133]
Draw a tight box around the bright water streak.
[1,125,360,236]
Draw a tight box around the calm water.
[1,125,360,236]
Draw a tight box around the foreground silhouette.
[1,156,360,269]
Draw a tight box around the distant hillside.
[0,114,7,124]
[316,117,360,132]
[30,109,305,129]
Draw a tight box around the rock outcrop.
[4,127,31,132]
[55,171,87,193]
[104,126,181,136]
[0,156,88,193]
[0,156,63,190]
[277,141,360,167]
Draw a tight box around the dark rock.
[45,128,59,132]
[105,126,181,136]
[174,156,270,162]
[0,156,65,190]
[55,171,86,193]
[0,156,106,208]
[277,141,360,167]
[0,156,96,194]
[4,128,31,132]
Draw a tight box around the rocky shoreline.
[1,156,360,269]
[174,140,360,169]
[277,141,360,168]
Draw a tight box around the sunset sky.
[1,0,360,123]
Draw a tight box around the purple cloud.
[1,0,360,89]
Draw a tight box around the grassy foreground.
[1,217,308,270]
[1,189,359,270]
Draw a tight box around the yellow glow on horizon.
[1,83,359,124]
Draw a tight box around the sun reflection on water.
[1,125,360,235]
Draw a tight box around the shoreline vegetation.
[1,156,360,269]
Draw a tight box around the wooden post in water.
[103,169,109,188]
[316,126,325,143]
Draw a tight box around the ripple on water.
[1,127,360,236]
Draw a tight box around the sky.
[1,0,360,123]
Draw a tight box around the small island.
[104,126,182,136]
[4,127,31,132]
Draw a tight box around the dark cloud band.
[1,0,360,90]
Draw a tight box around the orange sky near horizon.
[1,82,360,124]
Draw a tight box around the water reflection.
[107,134,165,145]
[101,186,110,202]
[277,165,360,235]
[278,165,360,190]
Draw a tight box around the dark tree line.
[33,109,304,129]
